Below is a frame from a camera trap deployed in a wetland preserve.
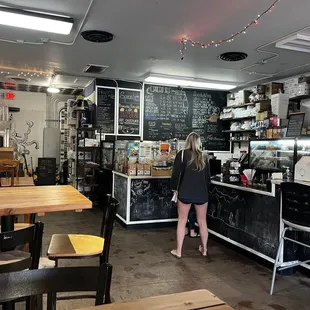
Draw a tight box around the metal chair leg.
[270,227,288,295]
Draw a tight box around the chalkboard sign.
[118,89,141,135]
[96,87,115,133]
[208,183,280,259]
[286,112,305,137]
[130,179,177,221]
[37,157,56,186]
[144,85,229,151]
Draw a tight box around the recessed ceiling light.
[47,87,60,93]
[0,7,73,35]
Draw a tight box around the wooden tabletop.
[1,177,34,187]
[78,290,233,310]
[0,185,92,216]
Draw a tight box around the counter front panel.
[114,173,128,221]
[130,178,176,221]
[208,183,280,260]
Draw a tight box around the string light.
[180,0,280,60]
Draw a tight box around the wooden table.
[78,290,233,310]
[0,177,34,187]
[0,185,92,232]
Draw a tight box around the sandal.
[199,245,208,257]
[170,249,181,259]
[190,231,200,238]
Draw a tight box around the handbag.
[171,150,184,203]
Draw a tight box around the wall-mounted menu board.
[96,87,115,133]
[286,112,305,137]
[118,89,141,135]
[144,84,229,151]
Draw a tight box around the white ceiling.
[0,0,310,90]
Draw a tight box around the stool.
[270,182,310,295]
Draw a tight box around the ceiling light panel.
[145,75,236,90]
[0,7,73,35]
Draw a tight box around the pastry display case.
[249,139,295,172]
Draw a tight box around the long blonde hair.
[183,132,205,171]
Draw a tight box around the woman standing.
[170,132,210,258]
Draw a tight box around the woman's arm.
[170,151,183,191]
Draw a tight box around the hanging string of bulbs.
[179,0,280,60]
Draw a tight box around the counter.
[112,171,177,228]
[208,180,280,263]
[113,171,310,270]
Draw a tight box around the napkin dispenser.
[294,156,310,182]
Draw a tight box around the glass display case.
[249,139,295,172]
[296,138,310,162]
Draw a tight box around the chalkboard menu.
[286,112,305,137]
[96,87,115,133]
[118,89,141,135]
[144,85,229,151]
[37,158,56,186]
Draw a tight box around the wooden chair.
[0,158,20,187]
[0,263,113,310]
[47,195,119,303]
[47,195,119,264]
[0,222,44,274]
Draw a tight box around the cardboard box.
[266,82,283,99]
[151,168,172,177]
[128,164,137,176]
[256,111,271,121]
[143,164,151,176]
[298,82,310,96]
[255,100,271,112]
[271,93,289,118]
[238,90,251,104]
[137,164,144,176]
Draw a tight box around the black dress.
[171,149,211,204]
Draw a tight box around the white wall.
[8,91,46,169]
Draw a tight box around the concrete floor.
[16,208,310,309]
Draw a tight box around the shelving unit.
[76,127,102,203]
[59,104,69,167]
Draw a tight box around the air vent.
[83,64,109,75]
[81,30,114,43]
[219,52,248,62]
[5,75,31,83]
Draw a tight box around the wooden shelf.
[221,116,256,121]
[226,103,255,108]
[230,140,250,143]
[290,95,310,101]
[223,129,256,133]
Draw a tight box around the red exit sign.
[4,92,15,100]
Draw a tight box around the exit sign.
[0,92,16,100]
[5,92,15,100]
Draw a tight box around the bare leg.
[172,200,191,257]
[195,203,208,256]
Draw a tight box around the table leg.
[1,215,14,232]
[1,216,15,310]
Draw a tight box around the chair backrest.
[100,196,119,263]
[0,222,44,273]
[0,263,112,308]
[281,182,310,227]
